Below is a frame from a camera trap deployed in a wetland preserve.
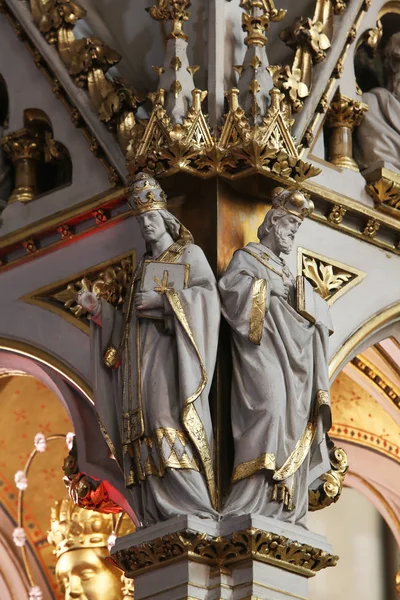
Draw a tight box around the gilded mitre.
[270,187,314,220]
[48,498,134,558]
[128,172,167,215]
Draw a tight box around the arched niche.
[0,339,136,524]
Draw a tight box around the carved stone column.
[1,128,42,203]
[112,515,338,600]
[325,92,368,171]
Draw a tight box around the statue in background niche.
[77,172,220,526]
[355,32,400,172]
[48,498,134,600]
[219,187,333,527]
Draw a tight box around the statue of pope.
[77,172,219,526]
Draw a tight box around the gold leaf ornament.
[302,257,351,300]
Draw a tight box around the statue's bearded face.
[273,214,302,254]
[56,547,122,600]
[137,210,167,243]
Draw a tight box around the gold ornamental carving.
[30,0,87,44]
[113,527,339,579]
[309,446,348,511]
[364,167,400,218]
[325,91,368,171]
[148,0,191,41]
[297,247,366,305]
[26,0,142,145]
[276,0,337,114]
[22,251,136,334]
[0,108,69,203]
[129,86,321,183]
[240,0,286,48]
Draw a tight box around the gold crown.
[48,499,135,558]
[271,187,314,220]
[129,172,167,215]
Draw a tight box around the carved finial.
[240,0,286,47]
[236,0,287,125]
[147,0,198,123]
[147,0,191,41]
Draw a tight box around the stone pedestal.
[111,514,338,600]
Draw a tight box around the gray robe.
[355,87,400,172]
[219,243,332,525]
[91,242,220,525]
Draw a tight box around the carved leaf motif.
[52,257,134,320]
[302,256,352,300]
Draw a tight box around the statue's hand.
[134,291,164,311]
[76,290,100,314]
[270,278,289,300]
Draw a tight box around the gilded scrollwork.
[113,526,339,579]
[308,446,348,511]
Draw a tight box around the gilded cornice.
[303,180,400,257]
[0,187,130,272]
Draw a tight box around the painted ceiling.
[0,374,73,600]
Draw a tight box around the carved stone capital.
[326,92,368,171]
[326,94,368,129]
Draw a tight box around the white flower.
[66,432,75,451]
[34,433,47,453]
[29,586,43,600]
[14,471,28,491]
[12,527,26,547]
[107,534,116,551]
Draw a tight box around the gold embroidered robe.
[91,240,220,525]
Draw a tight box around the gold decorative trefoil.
[309,446,348,511]
[113,526,339,579]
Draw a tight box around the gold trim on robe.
[248,278,268,345]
